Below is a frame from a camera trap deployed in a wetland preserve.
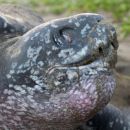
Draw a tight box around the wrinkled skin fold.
[0,13,118,130]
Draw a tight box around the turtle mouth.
[47,54,110,76]
[69,46,105,67]
[61,47,115,70]
[64,54,109,70]
[66,56,97,67]
[60,45,110,69]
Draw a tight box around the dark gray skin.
[0,13,129,130]
[80,104,130,130]
[0,4,44,43]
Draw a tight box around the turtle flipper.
[0,4,44,42]
[79,104,130,130]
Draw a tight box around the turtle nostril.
[95,14,103,23]
[98,47,103,54]
[97,19,101,22]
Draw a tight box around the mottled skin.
[0,4,44,43]
[81,104,130,130]
[0,13,129,130]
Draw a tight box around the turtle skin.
[0,6,129,130]
[0,4,44,43]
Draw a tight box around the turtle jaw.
[41,68,116,130]
[44,58,116,123]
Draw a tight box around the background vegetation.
[0,0,130,37]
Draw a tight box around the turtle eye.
[53,27,74,46]
[59,27,73,44]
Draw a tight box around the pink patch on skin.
[68,90,97,112]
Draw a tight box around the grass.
[0,0,130,36]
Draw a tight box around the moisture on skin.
[0,13,118,130]
[0,4,44,43]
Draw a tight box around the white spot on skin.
[26,87,35,95]
[34,70,40,75]
[54,81,61,86]
[9,84,13,88]
[34,85,42,91]
[123,126,127,130]
[3,89,13,95]
[18,64,23,70]
[6,74,11,79]
[3,22,7,28]
[79,18,86,22]
[102,27,105,33]
[11,62,17,69]
[35,79,44,86]
[96,27,102,33]
[89,85,96,94]
[120,119,123,124]
[58,48,75,59]
[109,121,114,128]
[38,61,44,67]
[27,46,42,62]
[13,85,26,95]
[23,60,30,68]
[30,37,34,41]
[30,75,39,81]
[27,95,36,103]
[46,51,51,56]
[81,24,90,37]
[75,22,80,27]
[52,46,59,51]
[66,70,78,80]
[68,19,73,23]
[34,32,40,37]
[63,46,88,64]
[116,118,119,123]
[31,68,39,75]
[95,39,102,45]
[9,70,15,74]
[44,29,51,44]
[94,37,107,49]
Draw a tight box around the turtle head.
[3,13,118,129]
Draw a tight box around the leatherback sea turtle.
[0,5,129,130]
